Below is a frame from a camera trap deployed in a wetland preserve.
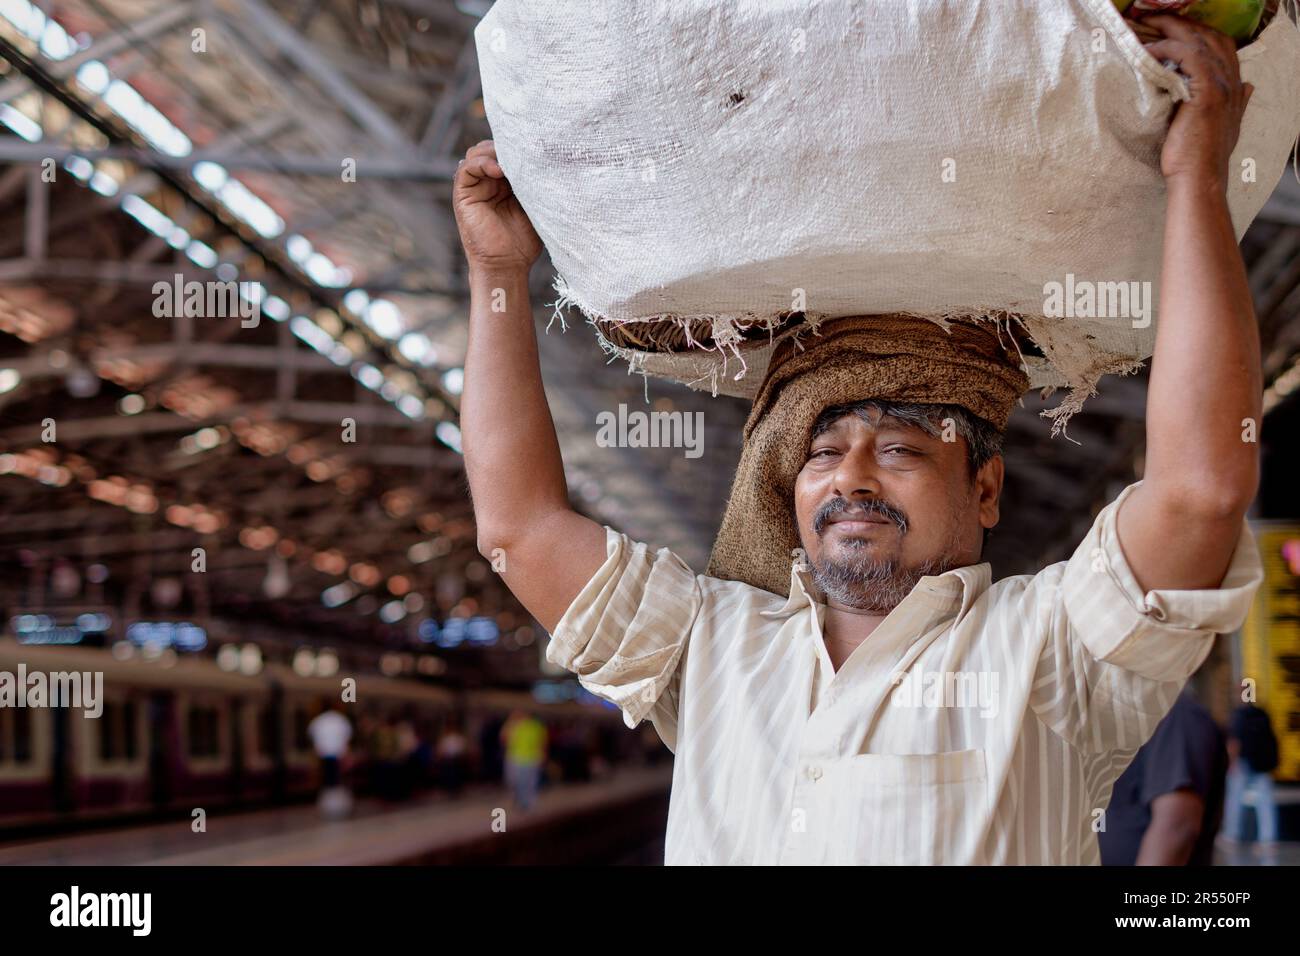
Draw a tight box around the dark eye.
[881,445,918,457]
[808,447,838,460]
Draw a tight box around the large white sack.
[475,0,1300,420]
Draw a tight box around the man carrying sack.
[451,15,1263,864]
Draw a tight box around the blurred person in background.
[372,716,403,801]
[395,718,424,799]
[479,715,504,783]
[307,700,353,818]
[501,709,547,812]
[1099,689,1227,865]
[435,718,470,797]
[592,722,623,780]
[552,720,592,782]
[639,723,667,766]
[413,720,436,789]
[1222,701,1280,852]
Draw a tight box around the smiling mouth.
[813,498,909,538]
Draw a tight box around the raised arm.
[1117,15,1261,592]
[453,140,607,630]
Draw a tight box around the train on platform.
[0,640,622,831]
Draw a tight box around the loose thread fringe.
[551,275,1145,439]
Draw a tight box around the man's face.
[793,409,1003,612]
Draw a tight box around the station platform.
[3,763,1294,866]
[0,766,673,866]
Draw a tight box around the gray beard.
[811,543,959,613]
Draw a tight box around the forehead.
[810,406,936,439]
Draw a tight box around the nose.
[831,444,882,502]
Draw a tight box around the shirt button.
[807,765,823,781]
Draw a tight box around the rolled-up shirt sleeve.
[546,527,701,733]
[1032,481,1263,755]
[1061,481,1263,679]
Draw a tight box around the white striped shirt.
[547,482,1263,864]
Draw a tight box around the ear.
[976,455,1004,531]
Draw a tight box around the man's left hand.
[1140,14,1254,191]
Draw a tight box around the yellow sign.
[1241,524,1300,782]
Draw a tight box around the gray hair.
[810,400,1004,476]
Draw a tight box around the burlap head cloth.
[706,315,1031,597]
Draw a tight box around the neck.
[821,601,890,672]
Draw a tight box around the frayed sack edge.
[549,275,1146,440]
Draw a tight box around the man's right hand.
[453,140,543,275]
[457,139,608,634]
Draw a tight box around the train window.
[293,707,311,752]
[187,705,221,758]
[123,700,138,761]
[13,707,31,763]
[257,706,275,758]
[99,701,118,761]
[96,700,138,763]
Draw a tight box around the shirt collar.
[758,560,820,618]
[759,559,993,622]
[913,562,992,620]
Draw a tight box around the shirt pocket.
[834,749,988,865]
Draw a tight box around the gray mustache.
[813,497,909,536]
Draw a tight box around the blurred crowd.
[307,703,666,810]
